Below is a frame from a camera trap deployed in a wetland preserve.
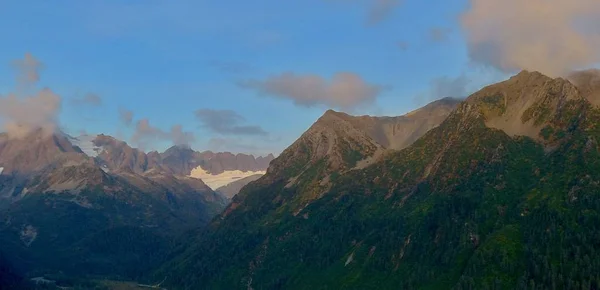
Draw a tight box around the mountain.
[89,134,161,174]
[159,145,274,176]
[0,129,82,177]
[215,174,263,199]
[229,97,460,217]
[68,134,274,192]
[0,130,227,280]
[158,71,600,289]
[160,146,274,190]
[160,145,200,175]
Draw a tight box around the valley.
[2,2,600,288]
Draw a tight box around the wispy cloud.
[131,119,195,149]
[119,108,134,126]
[327,0,402,25]
[239,72,384,110]
[11,52,43,86]
[206,137,280,156]
[414,74,471,105]
[429,75,470,99]
[429,27,451,42]
[72,93,102,107]
[367,0,402,25]
[195,109,268,136]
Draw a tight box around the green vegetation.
[157,95,600,289]
[479,93,507,115]
[0,183,224,284]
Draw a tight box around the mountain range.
[155,70,600,289]
[3,70,600,289]
[0,130,272,282]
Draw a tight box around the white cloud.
[11,52,43,86]
[0,88,61,138]
[131,119,195,148]
[0,54,61,138]
[461,0,600,76]
[240,72,383,110]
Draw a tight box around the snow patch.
[189,167,266,190]
[0,167,3,174]
[69,134,102,157]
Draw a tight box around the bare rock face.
[266,98,460,186]
[331,97,460,151]
[161,147,274,176]
[93,134,157,174]
[466,70,582,141]
[160,145,201,175]
[0,129,83,176]
[267,109,382,180]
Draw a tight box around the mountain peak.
[0,129,84,175]
[466,70,582,141]
[512,69,547,79]
[319,109,353,122]
[264,98,458,192]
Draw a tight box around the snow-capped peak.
[189,167,266,190]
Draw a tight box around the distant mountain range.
[68,133,273,176]
[0,130,272,280]
[67,133,273,194]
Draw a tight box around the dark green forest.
[157,95,600,289]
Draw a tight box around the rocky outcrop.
[0,129,83,176]
[467,70,583,141]
[93,134,157,174]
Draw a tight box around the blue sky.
[2,0,595,155]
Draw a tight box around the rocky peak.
[466,70,582,141]
[160,145,200,175]
[266,98,459,186]
[93,135,155,174]
[191,151,273,175]
[0,130,84,175]
[256,154,275,169]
